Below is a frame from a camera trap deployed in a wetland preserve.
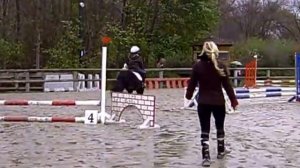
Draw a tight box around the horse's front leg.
[126,89,134,94]
[136,87,144,95]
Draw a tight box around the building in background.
[192,37,233,65]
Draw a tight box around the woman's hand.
[231,99,239,110]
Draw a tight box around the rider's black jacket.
[126,53,145,71]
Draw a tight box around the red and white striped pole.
[0,100,100,106]
[0,116,84,123]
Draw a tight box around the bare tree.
[34,0,42,69]
[15,0,20,41]
[1,0,9,38]
[219,0,289,41]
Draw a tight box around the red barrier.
[146,78,189,89]
[4,100,29,105]
[52,100,76,106]
[244,59,257,88]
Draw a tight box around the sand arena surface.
[0,89,300,168]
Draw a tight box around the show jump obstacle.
[111,92,159,129]
[0,92,159,129]
[244,56,257,88]
[288,52,300,102]
[0,38,160,129]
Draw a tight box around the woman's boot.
[201,139,211,167]
[217,139,230,159]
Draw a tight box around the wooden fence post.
[25,71,30,92]
[14,72,19,90]
[159,70,164,88]
[267,69,271,78]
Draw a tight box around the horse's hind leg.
[111,81,125,92]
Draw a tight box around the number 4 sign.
[84,110,98,125]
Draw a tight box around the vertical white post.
[100,46,107,124]
[87,74,93,89]
[295,53,297,101]
[296,53,299,101]
[233,70,238,87]
[254,55,258,87]
[95,74,100,89]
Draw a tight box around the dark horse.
[112,70,145,94]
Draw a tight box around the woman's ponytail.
[200,41,225,77]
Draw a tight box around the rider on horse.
[123,46,146,85]
[112,46,146,94]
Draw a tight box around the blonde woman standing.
[185,41,238,167]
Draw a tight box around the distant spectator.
[156,54,166,68]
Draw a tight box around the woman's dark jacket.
[185,54,237,105]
